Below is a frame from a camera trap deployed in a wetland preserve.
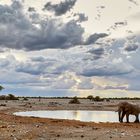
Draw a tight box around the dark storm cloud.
[0,1,109,51]
[28,7,36,12]
[22,19,85,50]
[124,42,139,52]
[88,48,104,55]
[79,62,133,77]
[0,1,33,48]
[0,1,84,50]
[15,57,69,76]
[16,62,46,75]
[84,33,108,45]
[43,0,77,16]
[87,47,105,60]
[74,13,88,22]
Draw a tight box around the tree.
[94,96,101,101]
[0,85,4,91]
[87,95,94,101]
[7,94,18,100]
[69,96,80,104]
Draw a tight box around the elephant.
[117,102,140,123]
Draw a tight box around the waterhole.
[14,110,137,122]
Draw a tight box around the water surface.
[14,110,136,122]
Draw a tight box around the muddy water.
[14,110,136,122]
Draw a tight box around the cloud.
[0,70,39,84]
[86,47,105,60]
[43,0,77,16]
[16,62,46,75]
[21,19,85,50]
[0,1,84,50]
[103,85,128,90]
[128,0,139,6]
[77,79,93,89]
[15,56,69,76]
[0,1,109,51]
[74,13,88,22]
[79,61,133,77]
[114,21,127,26]
[84,33,108,45]
[88,47,104,55]
[28,7,36,12]
[30,56,46,62]
[124,42,139,52]
[0,58,10,67]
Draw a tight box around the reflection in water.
[14,110,136,123]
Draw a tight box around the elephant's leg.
[118,110,122,122]
[120,111,125,123]
[126,113,129,123]
[134,115,139,123]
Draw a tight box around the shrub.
[7,94,19,100]
[69,96,80,104]
[23,97,28,101]
[87,95,94,101]
[0,94,18,100]
[0,95,6,100]
[0,85,4,91]
[93,96,104,102]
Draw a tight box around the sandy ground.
[0,98,140,140]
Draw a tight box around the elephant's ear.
[124,107,129,111]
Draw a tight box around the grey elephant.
[117,102,140,123]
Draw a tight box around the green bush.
[0,85,4,91]
[0,95,6,100]
[93,96,104,102]
[69,96,80,104]
[23,97,28,101]
[87,95,94,101]
[0,94,18,100]
[7,94,18,100]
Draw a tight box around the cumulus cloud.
[0,1,84,50]
[43,0,77,16]
[21,19,84,50]
[15,56,70,76]
[16,62,46,75]
[79,61,133,77]
[28,7,36,12]
[30,56,46,62]
[88,47,104,55]
[74,13,88,22]
[85,47,106,60]
[0,1,109,51]
[124,42,139,52]
[84,33,108,45]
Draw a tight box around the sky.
[0,0,140,97]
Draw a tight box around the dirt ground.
[0,98,140,140]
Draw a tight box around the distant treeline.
[107,97,140,100]
[0,94,140,101]
[18,96,140,100]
